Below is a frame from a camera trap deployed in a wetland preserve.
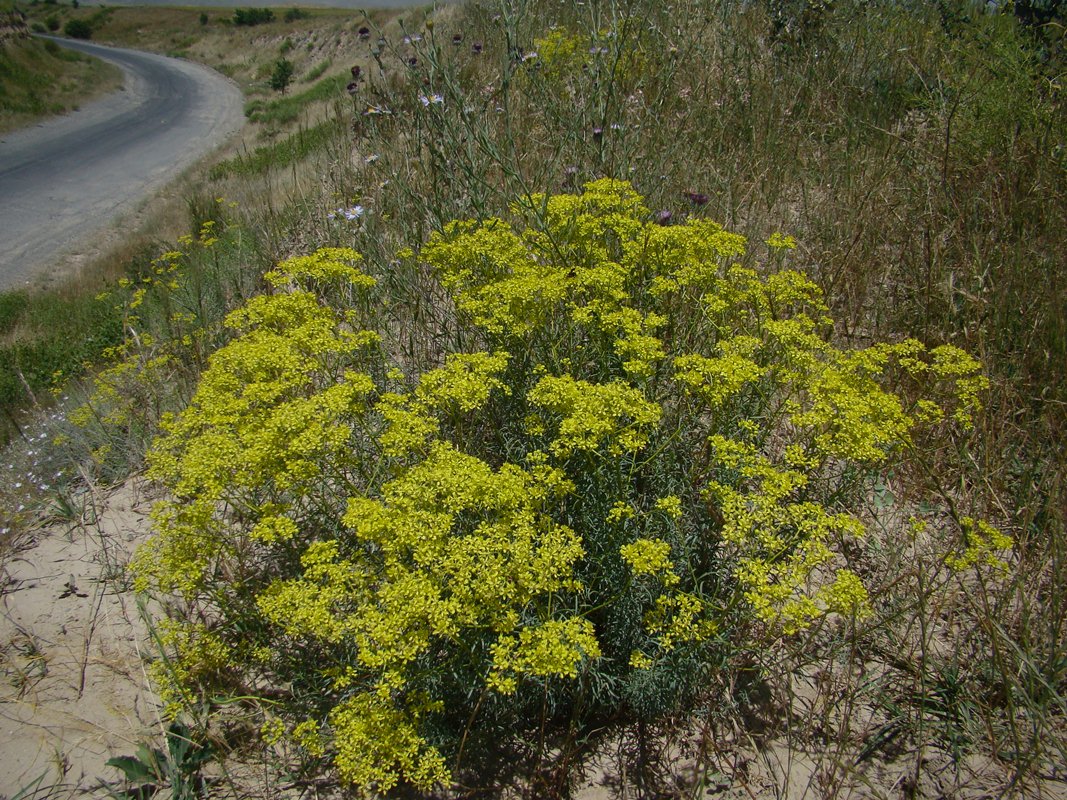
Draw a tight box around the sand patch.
[0,480,159,799]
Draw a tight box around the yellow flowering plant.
[136,181,1000,795]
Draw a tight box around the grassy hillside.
[0,30,122,133]
[1,0,1065,797]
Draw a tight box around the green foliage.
[106,721,213,800]
[300,58,331,83]
[244,73,345,123]
[269,57,294,93]
[44,13,57,30]
[136,181,995,794]
[0,288,122,419]
[283,7,308,23]
[62,17,90,39]
[232,7,273,27]
[209,119,338,179]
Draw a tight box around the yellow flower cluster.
[620,538,677,582]
[707,435,870,633]
[528,375,661,456]
[329,693,449,792]
[488,617,602,694]
[946,516,1013,572]
[377,351,511,456]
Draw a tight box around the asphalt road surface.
[0,37,244,291]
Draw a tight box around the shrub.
[284,7,308,22]
[232,7,274,27]
[269,58,293,93]
[137,181,997,795]
[45,13,58,31]
[63,17,90,39]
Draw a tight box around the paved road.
[0,37,244,291]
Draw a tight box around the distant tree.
[233,8,274,26]
[63,18,91,38]
[199,11,208,25]
[269,58,294,93]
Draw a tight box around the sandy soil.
[0,480,158,799]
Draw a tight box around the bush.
[62,17,91,39]
[44,13,58,31]
[136,180,998,795]
[284,6,308,22]
[232,7,274,27]
[268,57,293,93]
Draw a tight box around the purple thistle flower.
[346,82,359,96]
[472,41,483,54]
[656,209,673,226]
[408,56,418,67]
[350,65,362,79]
[452,33,463,45]
[592,126,603,141]
[684,191,709,206]
[358,26,370,39]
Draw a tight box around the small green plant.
[105,721,213,800]
[45,13,58,31]
[198,12,207,26]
